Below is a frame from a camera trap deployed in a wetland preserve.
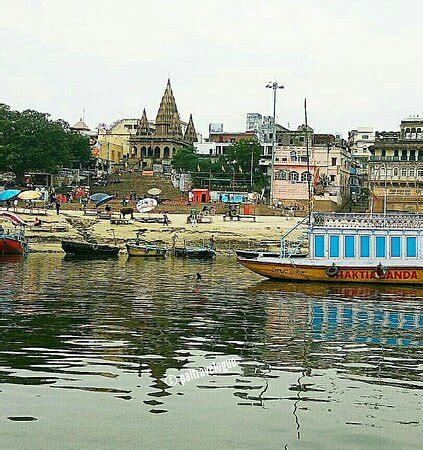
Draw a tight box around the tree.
[172,146,199,172]
[0,104,90,176]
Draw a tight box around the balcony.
[370,156,423,162]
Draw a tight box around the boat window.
[344,235,355,258]
[329,235,340,258]
[314,235,325,258]
[375,236,386,258]
[390,236,401,257]
[360,235,370,258]
[406,237,417,257]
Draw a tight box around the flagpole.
[304,98,312,226]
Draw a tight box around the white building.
[348,127,375,161]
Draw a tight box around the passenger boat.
[61,240,120,257]
[0,211,28,255]
[238,213,423,284]
[174,246,216,259]
[126,242,168,257]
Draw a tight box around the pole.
[304,99,312,225]
[250,146,254,190]
[270,86,277,207]
[383,162,387,215]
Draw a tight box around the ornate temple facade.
[129,79,197,170]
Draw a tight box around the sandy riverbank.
[16,210,304,254]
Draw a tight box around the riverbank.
[21,210,304,254]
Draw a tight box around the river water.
[0,254,422,449]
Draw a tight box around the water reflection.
[0,254,422,446]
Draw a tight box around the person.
[105,204,112,215]
[34,217,42,226]
[55,200,60,215]
[163,213,170,226]
[209,235,215,251]
[13,199,18,211]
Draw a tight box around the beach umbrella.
[0,189,20,202]
[147,188,162,196]
[136,198,158,213]
[18,190,42,200]
[89,192,114,207]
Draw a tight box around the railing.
[312,212,423,229]
[280,216,310,258]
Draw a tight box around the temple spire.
[155,79,180,137]
[137,108,151,135]
[184,114,198,143]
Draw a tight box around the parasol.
[18,190,42,200]
[0,189,21,202]
[136,198,158,213]
[89,192,114,207]
[147,188,162,196]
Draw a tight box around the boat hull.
[238,257,423,284]
[0,237,25,254]
[174,247,216,259]
[126,244,167,257]
[62,240,119,258]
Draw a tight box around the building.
[272,142,352,208]
[348,127,375,166]
[128,79,197,171]
[368,116,423,213]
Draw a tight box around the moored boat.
[238,213,423,284]
[174,246,216,259]
[126,242,168,257]
[0,211,28,255]
[61,240,120,257]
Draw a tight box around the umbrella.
[147,188,162,196]
[0,189,21,202]
[136,198,158,213]
[18,190,42,200]
[89,192,114,207]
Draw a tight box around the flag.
[239,166,243,173]
[197,164,201,172]
[312,167,320,187]
[372,192,379,202]
[221,165,226,172]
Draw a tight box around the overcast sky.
[1,0,422,137]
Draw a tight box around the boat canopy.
[0,211,27,226]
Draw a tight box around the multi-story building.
[272,142,352,208]
[368,116,423,213]
[348,127,375,163]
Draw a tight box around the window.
[301,171,311,182]
[314,235,325,258]
[360,235,370,258]
[409,169,415,177]
[393,168,399,177]
[344,235,355,258]
[330,175,336,183]
[331,157,337,166]
[329,235,340,258]
[290,151,297,161]
[406,237,417,257]
[375,236,386,258]
[362,134,369,139]
[401,168,407,177]
[275,170,286,180]
[390,236,401,257]
[394,149,399,157]
[289,171,299,182]
[410,150,416,160]
[381,149,386,157]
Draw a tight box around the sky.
[1,0,422,138]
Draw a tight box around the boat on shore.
[238,213,423,284]
[61,240,120,257]
[126,242,168,257]
[0,211,28,255]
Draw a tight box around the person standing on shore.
[55,200,60,215]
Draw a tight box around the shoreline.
[19,210,303,254]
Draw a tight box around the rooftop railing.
[312,212,423,229]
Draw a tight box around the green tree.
[0,104,91,176]
[171,146,199,172]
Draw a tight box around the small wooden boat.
[126,243,167,257]
[238,213,423,285]
[61,240,119,257]
[0,212,28,255]
[174,246,216,259]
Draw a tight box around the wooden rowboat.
[126,243,167,257]
[61,240,119,257]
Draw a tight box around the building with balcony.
[368,116,423,213]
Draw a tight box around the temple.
[129,79,197,170]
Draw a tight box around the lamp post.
[266,81,284,207]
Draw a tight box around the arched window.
[147,146,153,157]
[393,167,399,177]
[154,146,160,158]
[405,128,411,139]
[141,146,147,157]
[409,168,415,177]
[417,128,422,139]
[401,168,407,177]
[301,171,311,182]
[275,170,286,180]
[411,127,416,139]
[289,171,299,182]
[163,146,170,158]
[131,146,138,157]
[290,151,297,162]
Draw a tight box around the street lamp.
[266,81,284,207]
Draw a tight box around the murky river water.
[0,254,422,449]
